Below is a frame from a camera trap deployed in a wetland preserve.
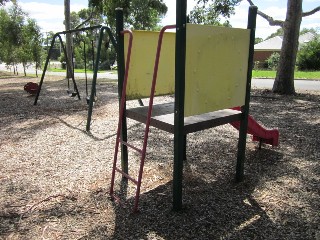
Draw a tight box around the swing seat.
[86,96,97,105]
[67,89,77,97]
[24,82,39,95]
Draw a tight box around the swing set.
[33,25,115,107]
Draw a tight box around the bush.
[297,36,320,71]
[253,61,260,70]
[267,52,280,70]
[99,60,111,70]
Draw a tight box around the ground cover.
[0,74,319,239]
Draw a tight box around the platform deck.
[126,102,242,134]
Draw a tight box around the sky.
[3,0,320,39]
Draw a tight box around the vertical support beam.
[173,0,187,211]
[183,135,187,160]
[85,27,117,132]
[86,27,105,131]
[116,8,128,175]
[235,6,257,182]
[34,34,58,105]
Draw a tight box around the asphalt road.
[252,78,320,91]
[1,63,319,91]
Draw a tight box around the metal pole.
[84,41,88,97]
[86,28,105,131]
[34,34,58,105]
[173,0,187,211]
[115,8,128,176]
[85,26,117,131]
[235,6,257,182]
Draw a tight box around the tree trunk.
[64,0,73,79]
[272,0,302,95]
[35,63,38,77]
[23,62,26,76]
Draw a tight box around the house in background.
[253,32,316,68]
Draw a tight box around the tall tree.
[89,0,167,30]
[64,0,73,78]
[22,19,43,76]
[0,4,25,74]
[0,4,42,76]
[247,0,320,95]
[190,0,240,25]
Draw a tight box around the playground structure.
[31,2,279,213]
[107,4,278,213]
[33,25,116,107]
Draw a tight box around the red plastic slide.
[230,107,279,147]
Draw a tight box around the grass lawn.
[47,68,320,80]
[47,68,118,74]
[48,68,95,73]
[252,70,320,80]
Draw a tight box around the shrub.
[253,61,260,70]
[267,52,280,70]
[297,36,320,71]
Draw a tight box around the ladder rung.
[115,167,138,185]
[119,139,143,154]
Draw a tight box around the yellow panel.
[124,31,175,100]
[184,24,250,117]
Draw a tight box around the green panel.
[124,31,175,100]
[184,24,250,117]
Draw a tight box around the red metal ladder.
[109,25,176,212]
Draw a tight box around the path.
[1,63,319,90]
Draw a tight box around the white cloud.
[6,2,87,33]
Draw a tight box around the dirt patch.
[0,73,319,239]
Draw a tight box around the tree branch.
[75,8,94,29]
[302,6,320,17]
[247,0,284,27]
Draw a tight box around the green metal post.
[85,27,117,131]
[34,34,58,105]
[235,6,257,182]
[116,8,128,175]
[86,28,105,131]
[173,0,187,211]
[183,135,187,160]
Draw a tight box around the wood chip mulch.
[0,72,319,239]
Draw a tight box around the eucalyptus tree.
[88,0,167,30]
[21,19,43,76]
[247,0,320,94]
[0,4,43,76]
[189,0,240,25]
[64,0,73,78]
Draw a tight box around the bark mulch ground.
[0,72,319,239]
